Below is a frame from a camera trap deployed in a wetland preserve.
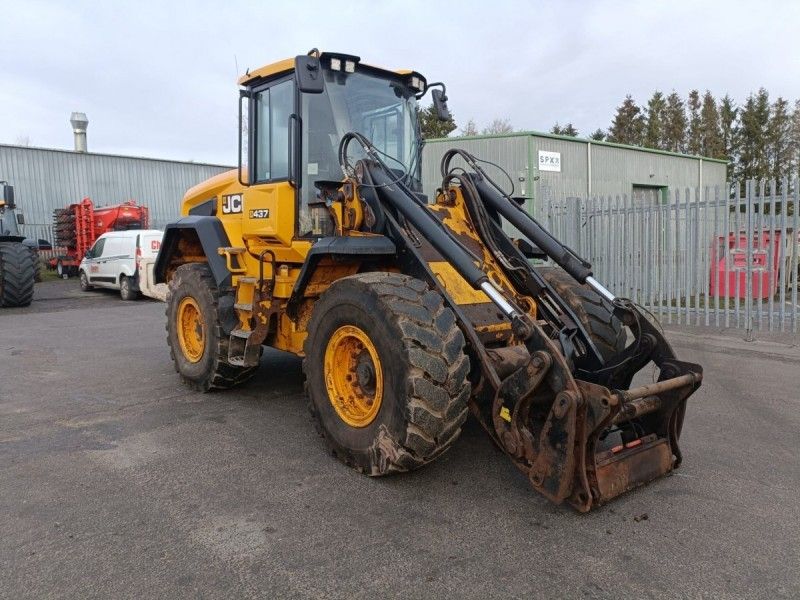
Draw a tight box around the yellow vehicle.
[155,50,702,511]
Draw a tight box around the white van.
[79,229,164,300]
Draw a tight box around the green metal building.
[421,131,728,214]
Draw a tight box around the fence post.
[745,180,754,341]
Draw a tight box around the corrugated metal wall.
[423,133,728,218]
[422,135,531,200]
[0,144,231,240]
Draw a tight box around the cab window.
[89,238,105,258]
[254,79,294,182]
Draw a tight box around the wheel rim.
[176,297,205,363]
[323,325,383,428]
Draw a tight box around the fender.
[154,216,232,286]
[285,235,396,318]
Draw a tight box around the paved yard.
[1,279,798,599]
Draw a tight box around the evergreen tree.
[736,88,771,181]
[607,95,645,145]
[791,100,800,177]
[417,104,457,139]
[767,96,792,182]
[699,91,724,159]
[551,123,578,136]
[643,91,666,149]
[662,92,688,152]
[589,129,606,141]
[687,90,702,155]
[719,95,738,179]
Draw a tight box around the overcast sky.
[2,0,799,165]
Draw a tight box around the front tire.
[166,263,257,391]
[79,270,93,291]
[0,242,35,307]
[539,267,626,361]
[303,273,471,476]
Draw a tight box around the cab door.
[242,76,297,248]
[85,237,107,286]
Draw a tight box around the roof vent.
[70,112,89,153]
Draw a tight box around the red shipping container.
[709,231,782,300]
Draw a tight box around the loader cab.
[238,52,425,241]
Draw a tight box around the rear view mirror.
[16,213,24,225]
[2,184,14,208]
[431,89,451,121]
[295,54,324,94]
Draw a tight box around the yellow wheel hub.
[324,325,384,428]
[176,297,205,363]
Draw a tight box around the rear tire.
[166,263,257,392]
[0,242,35,307]
[303,273,471,476]
[29,248,42,283]
[119,275,138,301]
[539,266,626,360]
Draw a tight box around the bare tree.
[14,135,32,146]
[460,119,479,136]
[482,118,513,135]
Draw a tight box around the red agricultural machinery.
[50,198,149,277]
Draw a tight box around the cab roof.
[237,53,415,86]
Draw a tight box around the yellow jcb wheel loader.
[154,50,702,511]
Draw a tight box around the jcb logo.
[221,194,243,214]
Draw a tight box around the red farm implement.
[50,198,149,277]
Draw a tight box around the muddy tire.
[0,242,35,307]
[29,248,42,283]
[303,273,471,476]
[539,266,626,361]
[166,263,257,391]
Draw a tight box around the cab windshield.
[300,69,420,236]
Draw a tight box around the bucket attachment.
[482,332,702,512]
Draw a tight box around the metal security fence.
[537,178,799,335]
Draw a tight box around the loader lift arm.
[343,136,702,511]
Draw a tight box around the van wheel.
[79,270,93,291]
[119,275,138,301]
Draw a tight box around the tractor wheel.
[166,263,257,392]
[303,273,471,476]
[539,266,626,361]
[0,242,35,307]
[79,270,93,291]
[29,248,42,283]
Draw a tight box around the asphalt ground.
[1,279,798,599]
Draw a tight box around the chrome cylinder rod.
[585,276,616,303]
[480,280,520,319]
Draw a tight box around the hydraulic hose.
[470,176,593,284]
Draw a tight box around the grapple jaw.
[478,316,702,512]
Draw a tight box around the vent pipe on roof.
[70,112,89,153]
